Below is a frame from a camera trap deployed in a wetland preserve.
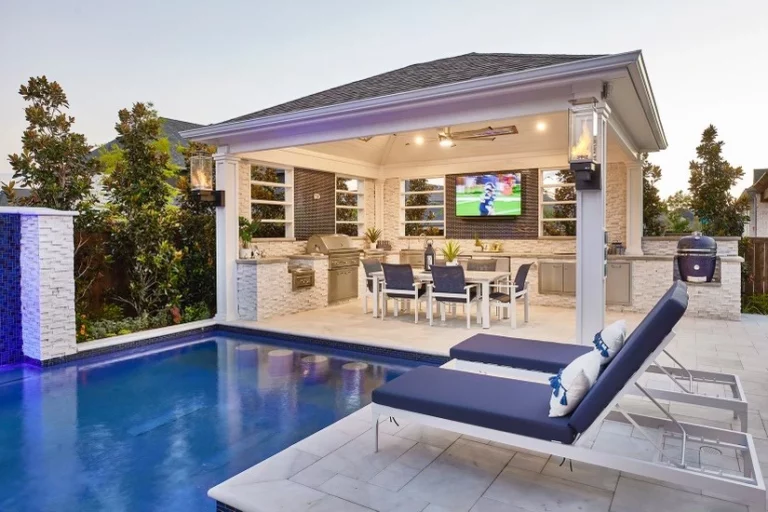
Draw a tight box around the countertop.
[288,254,328,260]
[236,258,289,265]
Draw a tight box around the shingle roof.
[224,52,605,124]
[97,117,204,167]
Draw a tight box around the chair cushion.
[372,366,577,444]
[488,292,511,303]
[548,351,602,417]
[450,334,591,374]
[568,281,688,434]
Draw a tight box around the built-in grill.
[306,234,361,303]
[676,232,717,283]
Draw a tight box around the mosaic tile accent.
[215,501,243,512]
[0,214,23,365]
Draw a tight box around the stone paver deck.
[215,303,768,511]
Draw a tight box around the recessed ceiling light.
[536,121,547,132]
[414,135,425,145]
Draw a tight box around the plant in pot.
[239,217,259,259]
[441,240,462,266]
[364,227,382,250]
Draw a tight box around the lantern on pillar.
[190,152,225,206]
[568,103,601,190]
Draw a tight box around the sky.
[1,0,766,197]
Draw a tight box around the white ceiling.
[296,111,630,168]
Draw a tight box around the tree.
[404,178,443,236]
[641,154,666,236]
[4,76,104,316]
[5,76,101,210]
[101,103,181,316]
[688,125,748,236]
[175,141,217,315]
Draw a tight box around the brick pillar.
[0,208,77,365]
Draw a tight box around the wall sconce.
[190,153,225,206]
[568,103,601,191]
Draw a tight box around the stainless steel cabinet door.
[562,262,576,295]
[606,262,631,305]
[538,262,564,294]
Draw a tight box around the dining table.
[369,269,514,329]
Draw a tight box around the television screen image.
[455,173,522,217]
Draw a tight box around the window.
[250,163,293,238]
[401,177,445,236]
[540,169,576,236]
[335,176,364,236]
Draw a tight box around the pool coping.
[33,319,450,368]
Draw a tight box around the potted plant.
[364,227,382,250]
[239,217,257,259]
[441,240,462,266]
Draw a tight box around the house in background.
[742,168,768,237]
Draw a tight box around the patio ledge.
[76,319,217,353]
[0,206,78,216]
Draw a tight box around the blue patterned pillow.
[592,320,627,365]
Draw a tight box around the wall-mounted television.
[455,173,522,217]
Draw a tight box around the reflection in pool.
[0,333,417,511]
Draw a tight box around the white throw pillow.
[592,320,627,365]
[548,351,602,417]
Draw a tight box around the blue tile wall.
[0,214,23,365]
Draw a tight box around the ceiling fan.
[406,125,519,148]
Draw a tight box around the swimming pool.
[0,332,420,511]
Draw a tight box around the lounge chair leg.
[415,299,419,324]
[373,411,379,452]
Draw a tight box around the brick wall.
[445,170,539,240]
[294,168,335,240]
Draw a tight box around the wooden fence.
[743,238,768,296]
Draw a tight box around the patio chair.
[360,258,382,314]
[381,263,428,323]
[429,265,481,329]
[487,263,532,328]
[466,259,497,272]
[372,281,766,509]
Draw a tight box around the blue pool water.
[0,332,419,511]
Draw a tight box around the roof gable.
[224,52,605,123]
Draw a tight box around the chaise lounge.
[371,282,765,508]
[447,286,749,431]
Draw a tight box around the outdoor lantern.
[190,153,225,206]
[568,103,601,190]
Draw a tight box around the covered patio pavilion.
[183,50,667,344]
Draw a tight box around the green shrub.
[84,311,172,341]
[743,294,768,315]
[183,302,211,323]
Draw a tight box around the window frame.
[539,168,577,237]
[249,161,294,240]
[400,177,446,237]
[334,175,365,237]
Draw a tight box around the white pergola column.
[575,103,610,344]
[214,151,241,322]
[625,159,644,256]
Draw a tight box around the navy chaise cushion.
[568,281,688,433]
[372,365,577,444]
[450,334,591,374]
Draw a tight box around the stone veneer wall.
[605,163,627,245]
[642,237,739,256]
[0,209,77,365]
[237,259,329,321]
